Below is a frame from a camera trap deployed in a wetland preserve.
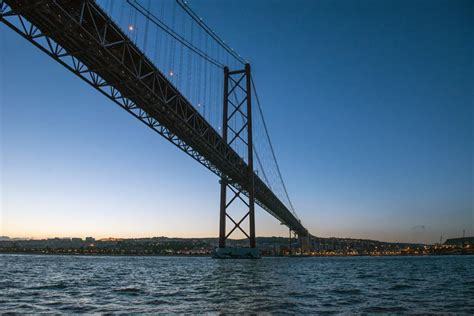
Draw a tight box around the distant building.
[444,237,474,246]
[85,237,95,242]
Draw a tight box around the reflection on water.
[0,254,473,313]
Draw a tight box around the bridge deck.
[2,0,308,236]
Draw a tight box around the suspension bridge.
[1,0,311,258]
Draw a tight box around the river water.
[1,254,473,313]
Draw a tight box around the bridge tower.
[215,63,259,258]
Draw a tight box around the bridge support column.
[246,63,256,249]
[215,64,258,258]
[289,229,292,255]
[218,67,230,249]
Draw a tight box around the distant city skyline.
[1,0,472,244]
[0,233,471,245]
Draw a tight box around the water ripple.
[0,254,472,313]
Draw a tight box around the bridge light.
[169,70,174,76]
[128,25,134,31]
[197,103,201,107]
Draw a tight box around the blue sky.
[1,0,472,243]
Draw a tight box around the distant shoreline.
[1,236,471,257]
[0,251,472,258]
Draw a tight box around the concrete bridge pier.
[299,234,311,254]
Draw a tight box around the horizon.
[1,232,470,245]
[1,0,472,244]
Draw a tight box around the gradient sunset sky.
[1,0,472,244]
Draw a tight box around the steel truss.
[219,65,256,248]
[0,0,308,237]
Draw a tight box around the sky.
[1,0,472,244]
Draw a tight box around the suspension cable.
[176,0,248,65]
[251,76,298,218]
[127,0,224,68]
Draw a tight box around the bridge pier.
[300,234,311,254]
[214,64,259,259]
